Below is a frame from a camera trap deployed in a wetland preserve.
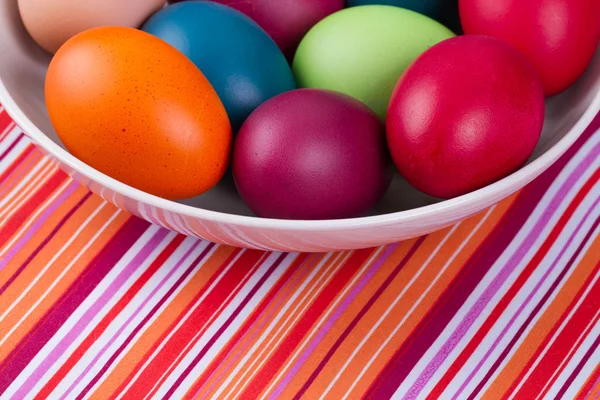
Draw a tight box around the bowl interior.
[1,0,599,218]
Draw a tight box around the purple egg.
[233,89,392,220]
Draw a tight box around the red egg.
[460,0,600,96]
[171,0,344,60]
[386,35,545,199]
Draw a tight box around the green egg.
[293,5,454,119]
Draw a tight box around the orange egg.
[45,27,232,200]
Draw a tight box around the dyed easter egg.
[460,0,600,96]
[386,35,545,199]
[346,0,460,32]
[171,0,344,60]
[233,89,392,220]
[143,1,296,130]
[293,6,454,119]
[45,27,232,200]
[18,0,164,53]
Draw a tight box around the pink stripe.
[12,228,169,398]
[269,244,398,399]
[0,149,40,200]
[455,196,600,399]
[191,254,309,399]
[403,139,600,399]
[58,240,203,399]
[0,181,79,273]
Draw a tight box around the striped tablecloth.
[0,104,599,400]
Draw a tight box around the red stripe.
[89,242,219,400]
[0,144,36,185]
[0,111,12,133]
[178,254,309,398]
[504,250,600,397]
[163,253,290,398]
[0,217,149,395]
[576,363,600,400]
[430,167,600,399]
[34,234,187,400]
[237,247,376,399]
[143,251,273,399]
[118,249,265,399]
[0,170,68,246]
[514,258,600,398]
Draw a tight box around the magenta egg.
[386,35,545,199]
[171,0,344,60]
[233,89,392,220]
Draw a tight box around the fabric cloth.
[0,105,599,399]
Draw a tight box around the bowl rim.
[1,74,599,231]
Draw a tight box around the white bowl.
[1,1,600,252]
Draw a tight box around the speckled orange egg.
[45,27,232,200]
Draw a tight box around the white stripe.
[560,321,600,399]
[506,209,600,399]
[51,236,209,398]
[537,221,600,399]
[452,177,600,399]
[0,122,17,142]
[0,203,111,350]
[338,208,490,400]
[161,253,297,399]
[541,305,600,398]
[0,158,56,222]
[114,247,246,399]
[393,134,600,399]
[259,247,387,400]
[213,252,348,400]
[0,178,73,311]
[27,229,178,398]
[78,239,216,399]
[0,138,30,174]
[0,125,21,155]
[4,223,170,399]
[146,252,272,399]
[0,179,72,261]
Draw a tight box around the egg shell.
[18,0,165,53]
[387,35,545,199]
[171,0,344,60]
[346,0,461,32]
[460,0,600,96]
[45,27,232,200]
[293,5,454,119]
[143,1,296,130]
[233,89,392,220]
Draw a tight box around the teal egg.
[143,1,296,130]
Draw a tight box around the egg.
[170,0,344,60]
[18,0,165,53]
[233,89,392,220]
[143,1,296,130]
[293,5,454,119]
[346,0,461,32]
[460,0,600,96]
[386,35,545,199]
[45,27,232,200]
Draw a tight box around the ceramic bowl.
[1,0,599,252]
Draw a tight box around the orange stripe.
[0,198,126,363]
[215,251,358,399]
[90,245,235,400]
[483,231,600,398]
[298,200,512,400]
